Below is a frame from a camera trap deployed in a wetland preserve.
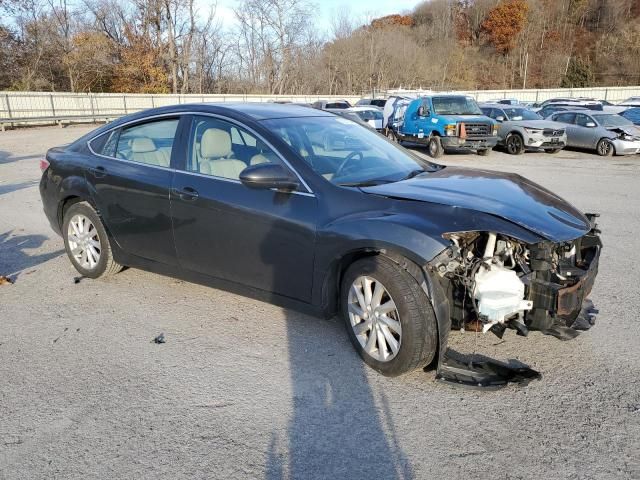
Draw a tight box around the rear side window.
[115,119,179,167]
[89,130,118,157]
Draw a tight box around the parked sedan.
[480,104,567,154]
[355,98,387,109]
[538,104,589,119]
[312,99,351,110]
[40,103,601,377]
[549,110,640,156]
[345,106,384,131]
[620,107,640,126]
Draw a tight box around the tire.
[427,136,444,158]
[341,256,438,377]
[477,148,492,156]
[62,201,123,278]
[546,148,562,154]
[505,133,525,155]
[596,138,614,156]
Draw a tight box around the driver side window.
[186,116,283,180]
[576,114,593,127]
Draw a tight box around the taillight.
[39,159,50,172]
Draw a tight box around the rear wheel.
[427,136,444,158]
[341,256,438,376]
[596,138,614,156]
[505,133,525,155]
[62,202,122,278]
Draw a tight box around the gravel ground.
[1,125,639,480]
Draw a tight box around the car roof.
[348,106,381,111]
[550,109,598,115]
[480,103,526,108]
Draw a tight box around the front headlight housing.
[524,127,543,134]
[492,124,499,136]
[444,124,457,136]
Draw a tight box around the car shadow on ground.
[0,231,65,281]
[0,150,39,165]
[260,210,414,480]
[0,180,40,196]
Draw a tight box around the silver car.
[480,104,567,154]
[548,110,640,156]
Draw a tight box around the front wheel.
[427,136,444,158]
[505,133,525,155]
[341,256,438,376]
[596,138,614,156]
[62,201,123,278]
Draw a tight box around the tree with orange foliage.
[370,14,415,29]
[481,0,529,54]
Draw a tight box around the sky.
[213,0,423,36]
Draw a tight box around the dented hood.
[361,167,591,243]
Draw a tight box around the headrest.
[130,137,156,153]
[201,128,232,158]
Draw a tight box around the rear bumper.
[441,136,499,149]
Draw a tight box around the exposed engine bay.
[430,214,602,341]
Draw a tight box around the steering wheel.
[334,151,364,179]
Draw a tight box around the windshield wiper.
[401,169,426,180]
[336,179,395,187]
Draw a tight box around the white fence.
[1,86,639,123]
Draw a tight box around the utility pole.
[523,52,529,89]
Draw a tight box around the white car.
[344,107,384,131]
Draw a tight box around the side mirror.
[585,122,597,128]
[496,115,505,122]
[239,163,299,192]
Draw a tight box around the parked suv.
[388,95,498,157]
[480,104,567,154]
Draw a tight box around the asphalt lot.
[1,125,639,480]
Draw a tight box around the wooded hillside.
[1,0,639,94]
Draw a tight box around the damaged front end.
[430,214,602,341]
[609,126,640,155]
[427,215,601,388]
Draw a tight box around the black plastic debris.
[73,276,83,284]
[436,349,541,390]
[152,333,166,344]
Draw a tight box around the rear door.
[86,116,184,265]
[552,113,577,146]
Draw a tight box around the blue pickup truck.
[387,95,499,157]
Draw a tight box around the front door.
[574,113,598,148]
[86,116,183,265]
[170,114,318,303]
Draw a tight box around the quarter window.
[187,116,284,181]
[115,119,179,167]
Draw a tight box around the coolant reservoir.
[473,265,533,324]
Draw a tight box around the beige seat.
[250,153,270,165]
[129,137,170,167]
[199,128,246,179]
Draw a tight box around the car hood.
[361,166,591,242]
[439,114,493,123]
[606,125,640,137]
[504,119,566,129]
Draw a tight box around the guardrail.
[1,87,639,130]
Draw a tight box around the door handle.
[172,187,199,201]
[92,166,107,178]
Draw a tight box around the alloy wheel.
[347,275,402,362]
[598,140,612,156]
[67,214,101,270]
[507,135,523,154]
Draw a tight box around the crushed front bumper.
[611,138,640,155]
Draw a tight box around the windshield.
[261,116,439,186]
[503,108,541,121]
[592,114,633,127]
[432,96,482,115]
[354,109,383,121]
